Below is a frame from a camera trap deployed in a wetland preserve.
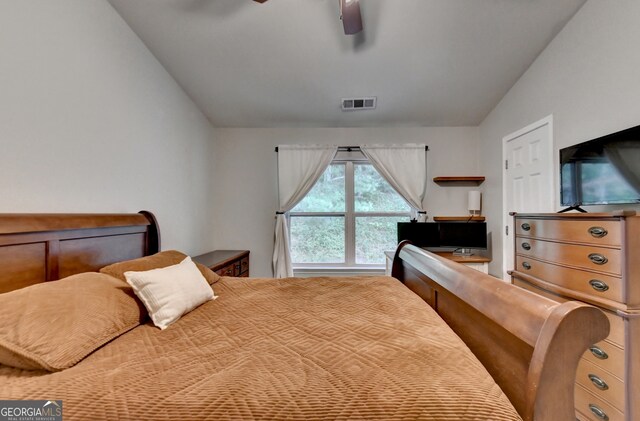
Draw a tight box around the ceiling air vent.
[341,97,376,111]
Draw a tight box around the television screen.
[397,222,440,247]
[397,222,487,249]
[439,222,487,249]
[560,124,640,206]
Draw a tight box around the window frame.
[289,159,411,270]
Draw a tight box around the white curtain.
[360,144,427,220]
[273,145,338,278]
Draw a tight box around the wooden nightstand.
[192,250,249,277]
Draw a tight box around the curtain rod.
[274,145,429,152]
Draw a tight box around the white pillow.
[124,256,216,330]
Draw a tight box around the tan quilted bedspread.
[0,276,521,420]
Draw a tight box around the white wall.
[11,0,635,278]
[0,0,217,254]
[479,0,640,275]
[213,127,481,277]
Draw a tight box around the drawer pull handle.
[588,374,609,391]
[521,223,531,231]
[589,345,609,360]
[521,242,531,251]
[522,262,532,270]
[588,253,608,265]
[589,226,608,238]
[589,280,609,292]
[588,404,609,421]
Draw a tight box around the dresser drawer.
[583,341,625,382]
[575,410,592,421]
[575,384,624,421]
[239,256,249,276]
[232,260,242,276]
[216,264,235,277]
[515,218,621,246]
[576,358,625,412]
[512,278,625,348]
[602,311,625,348]
[515,238,621,276]
[514,256,623,303]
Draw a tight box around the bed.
[0,212,608,420]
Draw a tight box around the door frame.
[501,115,554,280]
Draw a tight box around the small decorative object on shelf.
[468,191,482,216]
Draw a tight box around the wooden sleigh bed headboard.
[0,211,159,293]
[0,213,608,421]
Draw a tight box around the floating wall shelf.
[432,216,486,222]
[433,176,485,184]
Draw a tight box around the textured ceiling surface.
[108,0,585,127]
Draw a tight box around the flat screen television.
[560,124,640,207]
[397,222,487,250]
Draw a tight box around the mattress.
[0,275,521,420]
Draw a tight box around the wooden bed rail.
[392,242,609,421]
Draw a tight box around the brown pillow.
[0,273,146,371]
[100,250,220,285]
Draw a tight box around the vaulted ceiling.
[108,0,586,127]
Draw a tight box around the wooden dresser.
[510,212,640,421]
[193,250,249,277]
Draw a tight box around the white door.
[502,116,555,279]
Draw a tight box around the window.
[289,160,410,268]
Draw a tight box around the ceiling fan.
[253,0,363,35]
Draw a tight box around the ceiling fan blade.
[253,0,362,36]
[340,0,363,35]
